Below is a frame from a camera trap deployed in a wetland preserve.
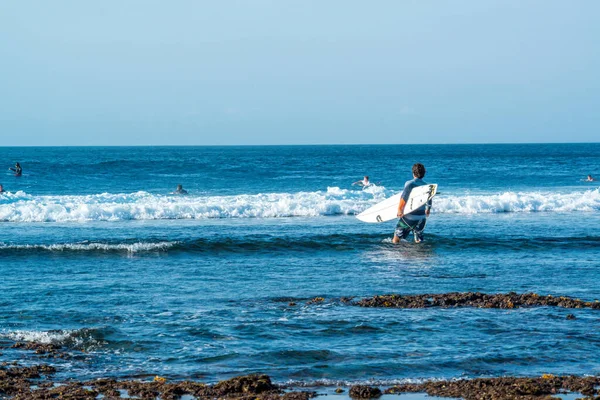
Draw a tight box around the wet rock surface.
[0,358,315,400]
[385,375,600,399]
[11,341,68,358]
[356,292,600,309]
[0,364,57,397]
[307,297,326,305]
[349,385,382,398]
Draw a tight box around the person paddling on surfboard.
[353,176,371,187]
[173,184,188,194]
[9,162,22,177]
[392,163,432,244]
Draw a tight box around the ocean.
[1,144,599,386]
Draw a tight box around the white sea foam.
[434,189,600,214]
[1,328,107,351]
[0,187,598,222]
[2,329,80,345]
[0,241,177,252]
[0,187,388,222]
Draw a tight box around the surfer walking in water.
[9,162,22,177]
[393,163,432,244]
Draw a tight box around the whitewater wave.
[1,328,108,351]
[436,189,600,213]
[0,187,598,222]
[0,187,389,222]
[2,329,78,345]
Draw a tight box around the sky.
[1,1,599,146]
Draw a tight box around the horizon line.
[1,141,599,148]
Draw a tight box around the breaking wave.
[0,241,177,253]
[0,187,598,222]
[0,187,388,222]
[1,328,110,351]
[436,189,600,213]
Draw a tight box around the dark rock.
[356,292,600,310]
[11,341,68,358]
[213,374,277,395]
[281,391,318,400]
[349,385,382,398]
[385,375,600,400]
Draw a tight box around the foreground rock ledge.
[356,292,600,309]
[385,375,600,399]
[2,365,600,400]
[0,368,316,400]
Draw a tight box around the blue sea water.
[1,144,600,386]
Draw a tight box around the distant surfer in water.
[587,174,596,182]
[0,184,4,193]
[173,184,188,194]
[393,163,432,244]
[353,176,372,188]
[9,163,22,177]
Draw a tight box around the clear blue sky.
[1,1,599,145]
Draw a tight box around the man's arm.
[397,198,406,218]
[397,181,412,218]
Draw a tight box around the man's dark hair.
[412,163,426,179]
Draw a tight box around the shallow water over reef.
[1,144,599,385]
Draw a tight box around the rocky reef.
[303,292,600,310]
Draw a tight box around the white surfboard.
[356,184,437,223]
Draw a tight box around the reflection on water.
[362,238,437,266]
